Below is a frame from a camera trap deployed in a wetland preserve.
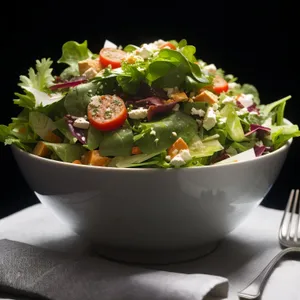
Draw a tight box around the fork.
[238,189,300,300]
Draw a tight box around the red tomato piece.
[212,75,229,94]
[87,95,127,131]
[159,42,177,50]
[99,48,127,69]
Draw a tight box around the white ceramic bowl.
[11,136,292,264]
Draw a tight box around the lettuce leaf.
[58,40,93,79]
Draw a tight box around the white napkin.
[0,204,299,300]
[0,205,228,300]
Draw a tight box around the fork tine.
[279,189,294,240]
[286,189,299,240]
[293,189,300,242]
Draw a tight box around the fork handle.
[238,247,300,299]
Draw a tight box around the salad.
[1,38,299,168]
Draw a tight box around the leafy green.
[123,44,139,52]
[270,124,300,149]
[261,95,291,118]
[64,82,98,116]
[220,104,245,142]
[43,142,87,162]
[99,128,133,156]
[135,111,198,153]
[54,118,77,144]
[182,102,207,114]
[86,126,103,150]
[18,58,54,91]
[58,40,93,79]
[0,125,11,143]
[29,111,56,140]
[189,135,223,158]
[109,152,161,168]
[14,58,60,109]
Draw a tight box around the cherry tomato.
[159,42,177,50]
[99,48,127,69]
[212,75,229,94]
[87,95,127,131]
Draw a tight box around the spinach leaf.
[135,111,198,153]
[64,82,98,117]
[99,128,133,156]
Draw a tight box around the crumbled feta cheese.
[124,53,144,64]
[137,47,151,59]
[249,110,258,115]
[202,64,217,75]
[153,39,166,47]
[212,103,219,111]
[191,107,205,117]
[172,131,177,137]
[203,107,217,131]
[238,94,254,108]
[170,149,192,167]
[73,117,90,129]
[222,96,236,104]
[228,82,241,90]
[164,87,179,98]
[237,108,249,116]
[172,103,180,111]
[128,107,148,119]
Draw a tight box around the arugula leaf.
[58,40,93,79]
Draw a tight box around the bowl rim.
[11,131,293,173]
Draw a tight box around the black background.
[0,1,299,218]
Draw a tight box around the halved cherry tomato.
[159,42,177,50]
[87,95,127,131]
[212,75,229,94]
[99,48,127,69]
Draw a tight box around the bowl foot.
[93,241,220,265]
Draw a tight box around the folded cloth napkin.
[1,204,300,300]
[0,239,228,300]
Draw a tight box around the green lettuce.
[58,40,94,79]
